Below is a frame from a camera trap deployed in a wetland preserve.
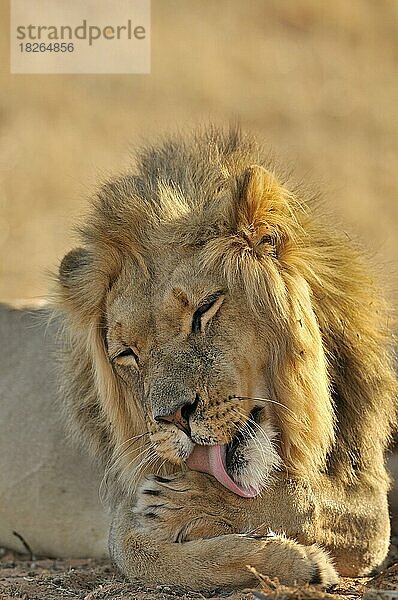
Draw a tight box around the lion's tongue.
[186,444,258,498]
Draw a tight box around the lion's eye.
[113,347,139,369]
[192,292,225,333]
[259,234,274,245]
[257,234,277,257]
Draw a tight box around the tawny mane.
[56,126,397,494]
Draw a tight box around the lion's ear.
[236,165,290,252]
[58,247,107,324]
[59,247,91,288]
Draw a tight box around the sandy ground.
[1,1,397,599]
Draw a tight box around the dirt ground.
[1,534,397,600]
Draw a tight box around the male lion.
[1,127,397,590]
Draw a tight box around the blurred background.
[0,0,397,302]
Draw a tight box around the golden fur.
[56,126,397,590]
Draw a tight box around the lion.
[1,126,397,590]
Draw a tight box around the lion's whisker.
[155,458,168,475]
[111,442,153,471]
[129,450,163,494]
[102,433,151,477]
[108,440,154,474]
[99,440,154,502]
[228,395,296,418]
[113,431,150,454]
[124,450,158,492]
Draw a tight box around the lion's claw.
[133,471,237,541]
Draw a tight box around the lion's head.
[56,127,396,499]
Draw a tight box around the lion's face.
[59,140,336,497]
[105,250,281,496]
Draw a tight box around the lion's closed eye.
[113,347,140,369]
[192,292,225,333]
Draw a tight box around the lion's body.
[2,127,396,589]
[0,304,109,558]
[0,302,393,572]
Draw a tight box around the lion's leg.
[300,477,391,577]
[128,471,391,580]
[109,508,338,590]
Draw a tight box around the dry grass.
[0,0,397,302]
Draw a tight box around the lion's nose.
[153,396,200,437]
[155,406,191,436]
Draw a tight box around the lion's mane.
[56,126,397,496]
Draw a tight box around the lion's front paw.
[303,543,339,586]
[243,533,339,588]
[133,471,236,542]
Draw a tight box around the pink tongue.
[186,444,258,498]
